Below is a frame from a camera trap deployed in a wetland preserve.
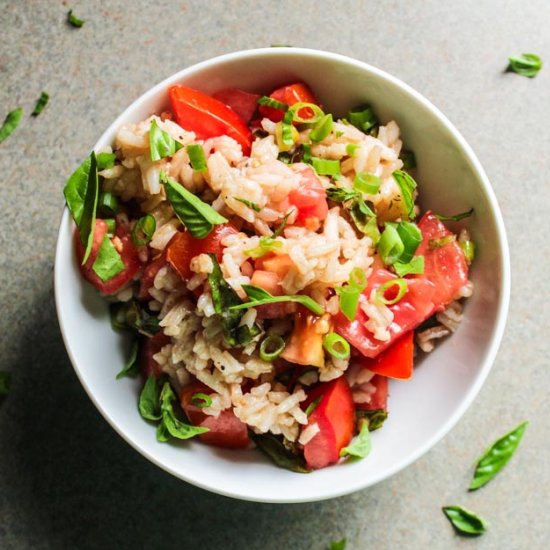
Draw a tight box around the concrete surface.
[0,1,549,548]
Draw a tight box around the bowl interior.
[55,48,509,503]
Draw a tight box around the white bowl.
[54,48,510,503]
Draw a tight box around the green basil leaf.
[110,301,161,337]
[395,221,423,262]
[272,210,293,237]
[0,371,12,396]
[340,420,371,459]
[392,170,417,220]
[156,421,170,442]
[0,108,23,143]
[67,9,85,27]
[305,396,321,417]
[159,382,209,439]
[469,420,528,490]
[116,340,139,379]
[250,432,311,473]
[96,152,116,170]
[161,171,227,239]
[329,539,347,550]
[348,104,378,133]
[234,197,261,212]
[350,199,380,245]
[442,505,488,536]
[236,323,262,346]
[91,235,125,281]
[507,53,543,78]
[138,376,162,421]
[326,186,359,203]
[64,156,91,227]
[149,119,183,161]
[231,284,324,316]
[244,236,283,259]
[436,208,474,222]
[393,256,425,277]
[78,152,99,264]
[31,92,49,117]
[355,409,388,431]
[187,144,208,172]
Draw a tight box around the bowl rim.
[54,46,511,503]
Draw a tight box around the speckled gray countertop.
[1,1,549,549]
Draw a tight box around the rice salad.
[63,82,474,471]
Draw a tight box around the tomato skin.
[356,375,388,411]
[180,383,250,449]
[358,331,414,380]
[165,223,238,281]
[139,332,170,379]
[212,88,260,124]
[137,252,167,300]
[303,377,355,469]
[288,166,329,226]
[169,86,252,155]
[416,211,469,310]
[259,82,319,122]
[75,219,141,295]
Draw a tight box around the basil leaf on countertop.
[159,382,209,440]
[116,340,139,380]
[442,505,488,536]
[329,539,347,550]
[91,235,125,281]
[0,108,23,143]
[31,92,49,117]
[0,371,12,395]
[507,53,543,78]
[149,119,183,161]
[469,420,528,490]
[251,432,311,473]
[138,376,162,421]
[161,171,227,238]
[340,420,371,459]
[67,9,85,27]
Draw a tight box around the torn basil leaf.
[91,235,125,281]
[251,432,311,473]
[392,170,417,220]
[149,119,183,161]
[31,92,49,117]
[187,144,207,172]
[469,420,528,491]
[78,152,99,264]
[436,208,474,222]
[350,199,380,244]
[109,301,160,337]
[442,505,488,536]
[161,171,227,238]
[235,197,261,212]
[0,107,23,143]
[116,340,139,379]
[0,371,12,395]
[138,376,162,421]
[340,420,371,459]
[507,53,542,78]
[67,9,85,27]
[356,409,388,431]
[326,186,359,203]
[329,539,347,550]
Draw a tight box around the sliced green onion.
[376,279,408,305]
[346,143,360,156]
[305,396,321,417]
[234,197,261,212]
[354,172,381,195]
[378,224,405,265]
[132,214,156,246]
[0,107,23,143]
[97,191,119,217]
[104,218,116,235]
[392,170,417,220]
[278,111,296,149]
[311,157,341,177]
[323,332,350,360]
[429,234,456,250]
[348,104,378,133]
[349,267,367,290]
[460,240,475,264]
[436,208,474,222]
[301,143,312,164]
[257,96,289,111]
[32,92,49,117]
[96,152,117,170]
[336,285,361,321]
[400,150,416,170]
[507,53,543,78]
[244,237,283,259]
[393,256,425,277]
[67,9,85,27]
[335,131,344,138]
[191,393,212,408]
[309,113,333,143]
[396,221,423,263]
[289,102,325,124]
[259,335,285,362]
[187,144,207,172]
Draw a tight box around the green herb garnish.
[31,92,49,117]
[356,409,388,431]
[67,9,85,28]
[116,341,139,379]
[259,335,286,362]
[191,393,213,408]
[329,539,347,550]
[187,143,207,172]
[442,505,488,536]
[0,108,23,144]
[310,113,333,143]
[348,104,378,134]
[138,376,162,421]
[131,214,156,246]
[507,53,543,78]
[436,208,474,222]
[234,197,261,212]
[109,301,160,337]
[149,119,183,161]
[469,421,528,491]
[257,96,289,111]
[91,235,125,281]
[340,420,371,459]
[97,191,119,217]
[392,170,417,220]
[393,256,425,277]
[250,432,311,473]
[323,332,350,360]
[96,152,116,170]
[311,157,341,177]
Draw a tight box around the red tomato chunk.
[258,82,320,123]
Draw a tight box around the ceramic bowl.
[55,47,510,503]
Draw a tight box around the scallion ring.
[257,96,289,111]
[97,191,119,217]
[104,218,116,235]
[131,214,156,246]
[376,279,408,305]
[288,102,325,124]
[354,172,381,195]
[378,224,405,265]
[191,393,212,408]
[323,332,350,360]
[309,113,333,143]
[349,267,367,290]
[311,157,341,177]
[259,335,285,362]
[336,285,361,322]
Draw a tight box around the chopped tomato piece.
[137,252,167,300]
[357,331,414,380]
[259,82,319,123]
[166,223,238,281]
[169,86,252,155]
[75,219,141,295]
[303,377,355,469]
[180,383,250,449]
[288,166,329,227]
[212,88,260,124]
[356,375,389,411]
[139,331,170,379]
